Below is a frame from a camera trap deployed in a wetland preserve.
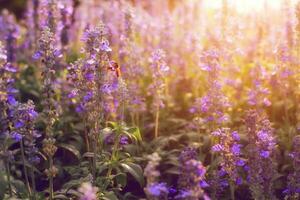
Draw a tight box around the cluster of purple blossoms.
[118,9,146,116]
[39,0,59,35]
[0,10,19,64]
[244,110,277,200]
[67,22,120,120]
[25,0,75,54]
[0,41,18,138]
[247,64,271,107]
[34,27,61,134]
[144,152,169,200]
[211,128,244,185]
[284,135,300,199]
[1,40,40,166]
[58,0,74,50]
[191,49,230,127]
[176,147,210,200]
[10,100,40,163]
[23,0,39,52]
[148,49,169,110]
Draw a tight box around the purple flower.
[75,104,85,113]
[231,131,240,141]
[146,182,168,197]
[211,144,224,152]
[28,109,38,120]
[14,120,24,128]
[32,51,42,60]
[200,180,209,188]
[7,94,17,106]
[119,135,129,145]
[53,49,62,58]
[4,64,17,72]
[84,72,94,81]
[260,150,270,158]
[236,159,245,166]
[235,177,242,185]
[11,131,22,142]
[231,144,241,155]
[68,89,78,98]
[100,40,112,52]
[83,91,93,102]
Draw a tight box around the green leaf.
[103,191,118,200]
[57,144,81,160]
[0,172,6,200]
[53,194,69,199]
[126,127,142,142]
[120,163,144,186]
[114,173,127,187]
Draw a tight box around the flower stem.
[92,136,97,181]
[5,161,12,197]
[20,140,32,198]
[49,157,54,200]
[154,105,160,138]
[230,180,235,200]
[30,169,36,200]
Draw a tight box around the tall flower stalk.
[284,135,300,199]
[0,41,15,197]
[244,110,278,200]
[176,148,209,200]
[211,128,244,200]
[149,49,169,138]
[34,27,61,200]
[11,101,39,199]
[67,22,113,181]
[144,152,169,200]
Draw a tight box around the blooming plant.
[0,1,299,200]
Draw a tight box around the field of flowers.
[0,0,299,199]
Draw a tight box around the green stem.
[49,157,54,200]
[107,137,120,178]
[30,169,36,200]
[92,137,97,181]
[154,105,160,138]
[230,180,235,200]
[5,161,12,197]
[20,140,32,198]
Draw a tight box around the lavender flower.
[245,110,278,200]
[211,128,244,185]
[144,153,169,200]
[191,49,230,128]
[10,100,40,164]
[145,182,169,200]
[284,135,300,199]
[0,10,19,63]
[176,159,209,200]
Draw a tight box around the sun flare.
[205,0,297,13]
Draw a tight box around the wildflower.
[0,10,19,63]
[210,128,244,196]
[245,110,277,200]
[176,159,208,200]
[145,182,168,198]
[10,131,22,142]
[144,152,169,200]
[191,49,230,127]
[284,135,300,199]
[148,49,169,138]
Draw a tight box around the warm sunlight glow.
[205,0,297,13]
